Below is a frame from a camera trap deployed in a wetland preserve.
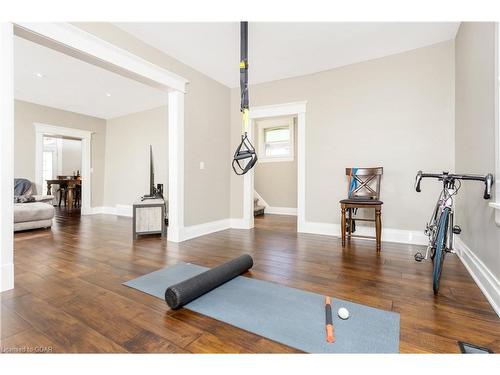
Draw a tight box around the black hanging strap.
[232,21,257,176]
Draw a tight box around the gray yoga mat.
[124,262,400,353]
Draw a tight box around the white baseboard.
[266,206,297,216]
[454,237,500,317]
[1,262,14,292]
[116,204,132,217]
[90,205,132,217]
[230,218,253,229]
[299,221,428,245]
[181,219,231,241]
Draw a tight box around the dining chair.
[339,167,383,251]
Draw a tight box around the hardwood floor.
[1,213,498,353]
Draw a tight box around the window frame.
[257,117,295,163]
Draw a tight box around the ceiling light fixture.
[105,93,112,97]
[35,72,44,78]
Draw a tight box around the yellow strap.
[241,108,249,133]
[240,61,246,69]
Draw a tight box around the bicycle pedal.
[453,225,461,235]
[414,252,424,262]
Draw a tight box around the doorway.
[242,101,307,232]
[253,115,298,229]
[34,123,91,215]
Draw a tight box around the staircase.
[254,197,265,216]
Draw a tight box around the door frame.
[1,22,189,292]
[242,101,307,231]
[34,123,92,215]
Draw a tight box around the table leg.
[67,186,74,210]
[47,182,52,195]
[375,207,382,252]
[341,206,346,247]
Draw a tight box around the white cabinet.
[133,199,166,238]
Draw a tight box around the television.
[141,145,163,200]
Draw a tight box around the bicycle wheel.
[433,208,449,294]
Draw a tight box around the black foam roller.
[165,254,254,309]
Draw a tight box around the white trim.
[181,219,231,242]
[489,202,500,210]
[34,123,92,215]
[14,23,188,93]
[494,22,500,225]
[1,263,14,292]
[167,91,185,242]
[249,101,307,120]
[266,207,298,216]
[230,218,253,229]
[116,204,133,217]
[300,221,428,245]
[90,205,132,217]
[0,23,14,293]
[454,237,500,317]
[242,101,307,232]
[254,190,269,208]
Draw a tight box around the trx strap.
[232,21,258,175]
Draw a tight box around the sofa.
[14,179,55,232]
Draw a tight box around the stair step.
[254,205,265,217]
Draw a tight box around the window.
[258,117,294,162]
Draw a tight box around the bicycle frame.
[422,179,457,261]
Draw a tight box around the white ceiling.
[14,36,167,119]
[115,22,460,88]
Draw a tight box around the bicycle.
[413,171,494,294]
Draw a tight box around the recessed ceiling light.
[105,93,112,97]
[35,72,44,78]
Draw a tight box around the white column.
[167,90,185,242]
[0,23,14,292]
[297,111,306,232]
[81,137,92,215]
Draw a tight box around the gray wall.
[254,117,298,208]
[231,41,456,230]
[74,23,231,227]
[104,106,168,207]
[455,22,500,279]
[14,100,106,206]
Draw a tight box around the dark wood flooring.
[1,213,499,353]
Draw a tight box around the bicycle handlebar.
[415,171,494,199]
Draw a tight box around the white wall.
[104,106,167,208]
[61,138,82,176]
[74,23,231,227]
[231,40,456,232]
[455,23,500,283]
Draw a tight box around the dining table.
[46,178,82,210]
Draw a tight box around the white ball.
[338,307,350,320]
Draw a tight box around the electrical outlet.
[199,162,205,170]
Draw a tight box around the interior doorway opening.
[242,101,307,232]
[253,115,298,230]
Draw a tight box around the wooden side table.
[132,199,166,239]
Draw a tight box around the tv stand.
[133,198,167,239]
